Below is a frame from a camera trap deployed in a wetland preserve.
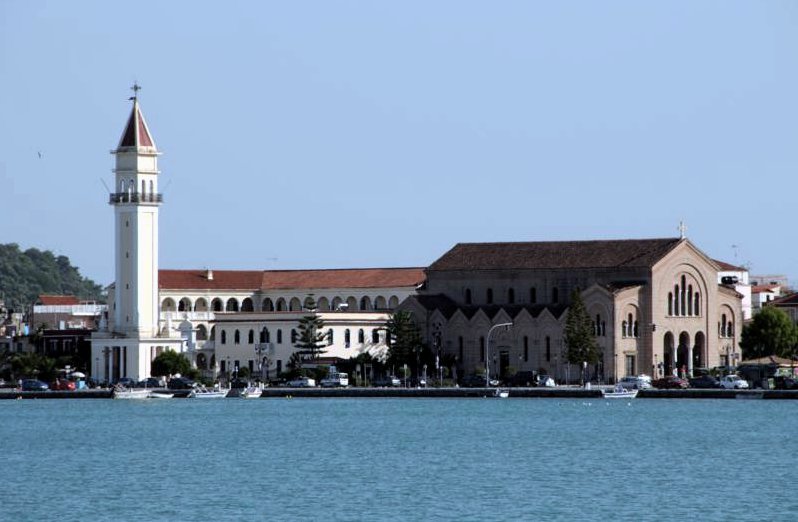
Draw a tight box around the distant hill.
[0,243,104,311]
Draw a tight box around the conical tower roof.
[117,96,156,150]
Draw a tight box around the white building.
[714,260,752,320]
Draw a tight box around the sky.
[1,1,797,286]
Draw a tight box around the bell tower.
[109,83,161,338]
[91,85,183,383]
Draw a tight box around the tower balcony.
[109,192,163,205]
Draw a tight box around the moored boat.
[192,387,228,399]
[602,384,638,399]
[113,386,150,400]
[148,391,174,399]
[240,386,263,399]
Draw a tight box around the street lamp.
[486,322,512,387]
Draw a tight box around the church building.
[400,238,744,383]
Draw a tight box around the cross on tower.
[678,220,687,239]
[130,82,141,100]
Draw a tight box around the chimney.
[206,269,214,281]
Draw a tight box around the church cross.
[678,220,687,239]
[130,82,141,100]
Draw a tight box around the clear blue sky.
[1,1,796,285]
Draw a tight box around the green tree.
[151,350,191,378]
[294,296,328,368]
[740,306,798,359]
[384,310,422,368]
[564,290,600,380]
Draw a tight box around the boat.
[148,391,174,399]
[495,389,510,398]
[602,384,638,399]
[240,386,263,399]
[113,386,150,400]
[192,387,228,399]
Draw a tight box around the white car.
[538,376,555,387]
[618,376,652,390]
[720,375,749,390]
[287,376,316,387]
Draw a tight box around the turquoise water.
[2,398,796,521]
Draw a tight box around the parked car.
[774,376,798,390]
[537,375,556,388]
[688,375,721,389]
[167,377,196,390]
[229,378,249,389]
[373,376,402,387]
[652,376,689,389]
[114,377,137,388]
[50,378,76,391]
[719,375,749,390]
[618,376,652,390]
[507,371,538,387]
[136,377,164,388]
[21,379,49,391]
[287,376,316,387]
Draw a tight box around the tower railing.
[109,192,163,204]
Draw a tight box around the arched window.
[248,330,254,344]
[318,297,331,311]
[627,314,633,337]
[479,336,485,362]
[328,328,334,346]
[226,298,239,312]
[289,298,301,311]
[262,298,274,312]
[234,330,240,344]
[673,285,680,316]
[465,288,472,305]
[141,179,146,195]
[212,298,223,312]
[196,324,208,340]
[622,321,628,338]
[595,314,601,336]
[149,180,154,196]
[360,296,371,311]
[633,321,639,338]
[276,298,286,312]
[372,329,379,343]
[530,287,537,304]
[358,329,365,344]
[291,329,297,344]
[680,276,687,316]
[458,336,464,361]
[210,326,216,341]
[195,298,208,312]
[523,336,529,362]
[221,331,227,344]
[259,328,267,343]
[508,288,515,304]
[277,329,282,344]
[486,288,493,305]
[687,285,693,316]
[552,287,559,304]
[120,179,126,192]
[345,329,351,348]
[668,293,673,316]
[694,293,700,316]
[545,336,551,362]
[241,298,254,312]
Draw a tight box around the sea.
[1,397,796,521]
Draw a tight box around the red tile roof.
[429,238,682,271]
[752,284,780,294]
[38,295,79,305]
[159,270,264,290]
[159,268,425,291]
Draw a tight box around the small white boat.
[602,384,638,399]
[240,386,263,399]
[148,391,174,399]
[113,387,150,400]
[495,389,510,398]
[192,387,228,399]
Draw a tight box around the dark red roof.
[118,102,154,148]
[159,270,264,290]
[752,284,780,294]
[38,295,79,305]
[159,268,425,291]
[428,238,682,271]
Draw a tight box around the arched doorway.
[196,353,207,370]
[693,332,705,372]
[677,332,690,377]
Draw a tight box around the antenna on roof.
[100,178,111,194]
[678,220,687,239]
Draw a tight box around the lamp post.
[486,322,512,387]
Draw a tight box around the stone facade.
[400,238,743,383]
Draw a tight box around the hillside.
[0,244,104,311]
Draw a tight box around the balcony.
[109,192,163,205]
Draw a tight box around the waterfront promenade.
[2,386,798,399]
